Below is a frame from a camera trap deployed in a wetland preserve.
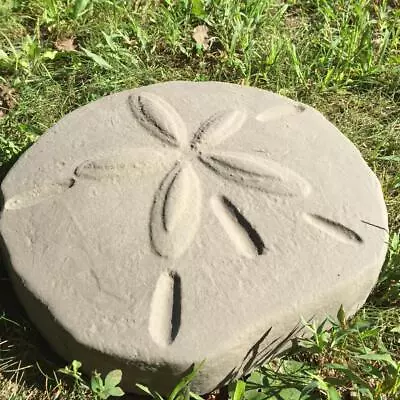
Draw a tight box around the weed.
[90,369,124,399]
[137,361,205,400]
[58,360,86,386]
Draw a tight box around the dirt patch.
[0,85,16,118]
[54,37,76,52]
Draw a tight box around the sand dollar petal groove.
[199,151,311,196]
[149,162,202,259]
[129,92,188,148]
[191,109,247,149]
[4,179,75,210]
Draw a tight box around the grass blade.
[80,47,111,69]
[168,362,205,400]
[73,0,91,19]
[233,380,246,400]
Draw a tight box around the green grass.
[0,0,399,399]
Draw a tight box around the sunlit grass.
[0,0,399,399]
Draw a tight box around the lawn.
[0,0,399,399]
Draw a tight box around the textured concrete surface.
[0,81,388,394]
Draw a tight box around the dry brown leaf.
[192,25,209,50]
[123,36,135,46]
[55,37,76,52]
[0,85,16,118]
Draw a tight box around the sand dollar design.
[0,82,388,394]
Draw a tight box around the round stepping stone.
[0,82,388,394]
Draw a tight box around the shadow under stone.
[0,261,65,386]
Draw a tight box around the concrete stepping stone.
[0,82,388,394]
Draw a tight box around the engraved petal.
[148,270,181,347]
[304,213,363,244]
[129,92,187,148]
[191,109,247,149]
[256,103,306,122]
[200,151,311,197]
[4,179,75,210]
[211,196,265,258]
[74,149,163,180]
[163,162,191,232]
[150,162,201,258]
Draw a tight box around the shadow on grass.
[245,360,321,400]
[219,324,304,390]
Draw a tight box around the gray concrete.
[0,82,388,394]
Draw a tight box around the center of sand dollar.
[181,149,198,162]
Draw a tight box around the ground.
[0,1,399,399]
